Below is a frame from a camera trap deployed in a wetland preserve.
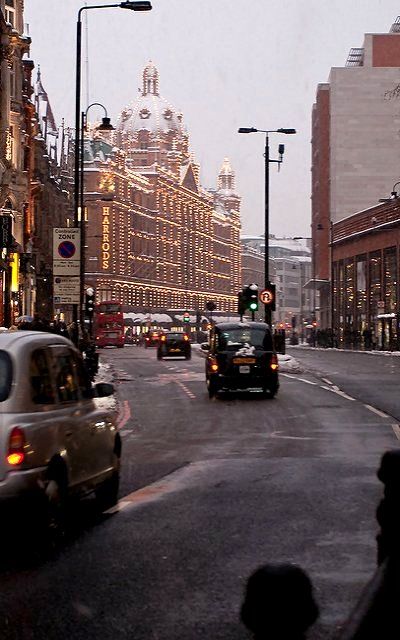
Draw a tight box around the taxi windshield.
[217,328,272,351]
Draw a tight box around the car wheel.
[95,470,120,512]
[207,377,218,398]
[185,352,191,360]
[157,351,162,360]
[263,386,278,399]
[32,470,68,553]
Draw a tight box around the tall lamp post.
[80,103,114,326]
[238,127,296,325]
[73,1,152,325]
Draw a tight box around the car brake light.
[161,335,166,342]
[270,354,279,371]
[183,334,189,341]
[7,427,25,466]
[210,357,218,372]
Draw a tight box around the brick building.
[332,197,400,349]
[311,17,400,329]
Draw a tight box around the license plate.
[170,348,181,352]
[239,365,250,374]
[108,333,117,338]
[233,357,256,364]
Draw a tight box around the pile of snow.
[93,362,118,415]
[278,354,302,372]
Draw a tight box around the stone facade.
[84,63,242,314]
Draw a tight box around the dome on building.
[116,62,186,139]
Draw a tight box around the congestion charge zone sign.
[53,228,81,276]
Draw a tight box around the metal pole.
[73,12,82,326]
[80,110,85,327]
[264,133,271,325]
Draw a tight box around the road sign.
[53,276,80,304]
[53,228,81,276]
[259,288,275,305]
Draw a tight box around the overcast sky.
[25,0,400,238]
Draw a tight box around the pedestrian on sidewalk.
[240,563,319,639]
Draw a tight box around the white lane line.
[320,385,356,401]
[392,425,400,440]
[364,404,390,419]
[321,377,333,385]
[298,378,318,385]
[281,373,297,379]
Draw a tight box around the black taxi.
[201,322,279,398]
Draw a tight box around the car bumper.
[211,373,279,391]
[0,466,47,505]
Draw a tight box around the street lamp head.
[97,117,115,131]
[277,128,296,134]
[238,127,258,134]
[119,1,152,9]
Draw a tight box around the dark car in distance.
[157,332,191,360]
[201,322,279,398]
[144,330,163,348]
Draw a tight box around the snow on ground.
[93,362,118,416]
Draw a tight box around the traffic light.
[85,287,95,317]
[243,284,259,312]
[237,290,246,316]
[183,311,190,323]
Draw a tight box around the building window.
[384,247,397,313]
[356,255,367,330]
[5,0,16,28]
[10,61,16,98]
[369,250,381,322]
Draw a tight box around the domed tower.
[115,62,190,178]
[213,158,241,214]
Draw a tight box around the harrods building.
[84,63,242,313]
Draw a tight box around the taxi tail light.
[183,334,189,341]
[270,354,279,371]
[161,335,166,342]
[210,357,219,372]
[7,427,26,466]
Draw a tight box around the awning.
[303,278,330,291]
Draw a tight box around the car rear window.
[0,350,12,402]
[166,333,183,341]
[217,328,273,351]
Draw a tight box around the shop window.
[384,247,397,313]
[369,250,382,319]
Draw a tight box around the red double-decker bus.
[94,300,124,348]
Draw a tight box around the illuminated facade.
[84,63,241,312]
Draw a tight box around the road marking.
[364,404,390,419]
[116,400,131,430]
[392,425,400,440]
[320,385,356,401]
[176,380,196,399]
[321,377,333,385]
[271,431,315,441]
[298,378,317,385]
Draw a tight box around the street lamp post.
[238,127,296,325]
[73,1,152,325]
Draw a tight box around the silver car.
[0,331,121,532]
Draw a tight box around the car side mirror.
[93,382,115,398]
[200,343,210,351]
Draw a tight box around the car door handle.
[65,430,73,438]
